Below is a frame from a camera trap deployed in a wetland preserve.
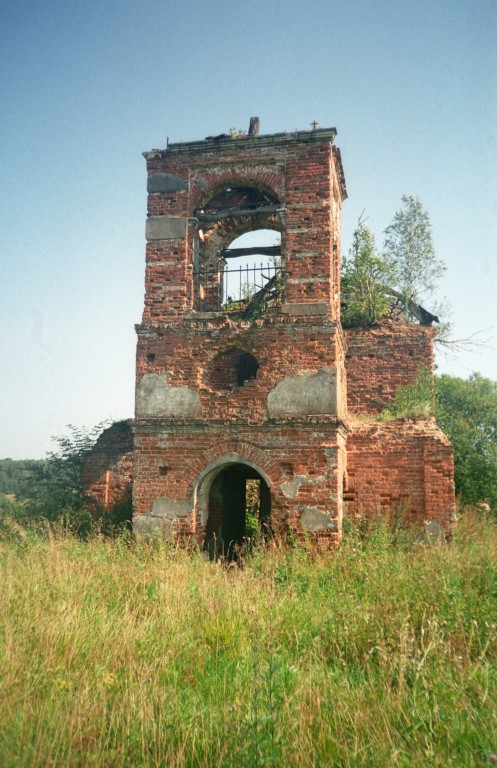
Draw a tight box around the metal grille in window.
[196,261,281,313]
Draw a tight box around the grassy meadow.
[0,513,496,767]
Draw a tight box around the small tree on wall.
[341,220,393,326]
[341,197,448,328]
[383,195,446,320]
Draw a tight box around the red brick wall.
[345,321,435,415]
[83,421,133,509]
[81,128,457,547]
[345,419,456,530]
[135,315,343,424]
[132,422,347,547]
[142,132,345,323]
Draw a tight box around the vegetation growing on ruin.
[341,197,446,329]
[378,368,434,421]
[383,195,446,322]
[0,511,496,767]
[341,221,394,327]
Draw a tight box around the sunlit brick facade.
[85,123,456,550]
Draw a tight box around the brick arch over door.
[192,449,275,494]
[191,452,272,529]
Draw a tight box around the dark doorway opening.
[204,464,271,560]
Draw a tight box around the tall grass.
[0,513,496,767]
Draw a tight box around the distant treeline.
[0,458,47,497]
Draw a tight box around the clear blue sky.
[1,0,496,459]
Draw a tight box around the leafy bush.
[10,423,131,538]
[379,368,434,421]
[435,373,497,510]
[341,222,393,326]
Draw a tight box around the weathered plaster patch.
[134,497,192,540]
[280,474,325,499]
[280,302,328,316]
[152,498,190,518]
[300,507,337,532]
[147,173,188,193]
[424,520,446,544]
[136,373,202,418]
[267,369,337,418]
[133,515,175,539]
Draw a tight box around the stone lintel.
[281,302,328,316]
[145,216,188,241]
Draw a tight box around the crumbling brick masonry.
[84,121,456,549]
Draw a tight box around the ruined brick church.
[84,120,456,550]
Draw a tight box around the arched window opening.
[222,229,281,313]
[206,348,260,391]
[193,181,282,314]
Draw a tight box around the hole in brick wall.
[205,348,260,390]
[147,353,156,361]
[158,466,168,476]
[195,180,282,313]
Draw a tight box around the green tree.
[341,221,394,326]
[0,458,47,496]
[19,423,122,536]
[383,195,446,320]
[435,373,497,509]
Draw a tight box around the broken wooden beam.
[195,204,281,222]
[221,246,280,259]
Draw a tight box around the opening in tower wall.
[203,463,271,561]
[205,348,260,390]
[221,230,281,311]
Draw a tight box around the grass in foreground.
[0,513,496,767]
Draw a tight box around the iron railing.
[195,261,280,311]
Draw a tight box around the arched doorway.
[203,462,271,560]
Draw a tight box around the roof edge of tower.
[143,127,337,159]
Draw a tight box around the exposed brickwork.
[84,123,455,547]
[135,315,342,424]
[83,420,133,509]
[132,422,346,548]
[129,128,349,548]
[345,420,456,530]
[345,321,435,415]
[142,130,345,323]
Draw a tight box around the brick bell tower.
[133,120,348,551]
